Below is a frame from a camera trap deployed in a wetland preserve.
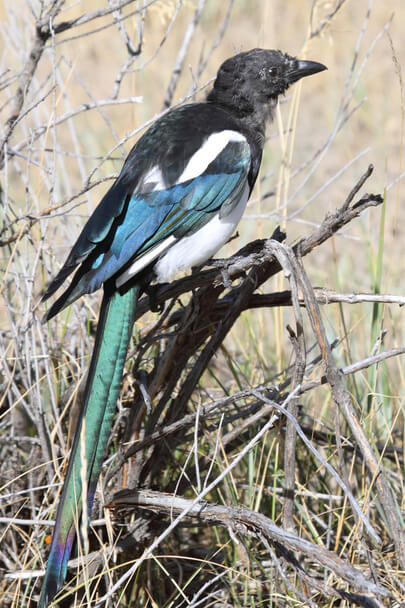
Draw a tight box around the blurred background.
[1,1,405,605]
[1,0,404,332]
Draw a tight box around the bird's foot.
[144,283,165,313]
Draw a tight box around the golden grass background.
[1,1,405,606]
[2,0,405,329]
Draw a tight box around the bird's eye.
[259,67,277,80]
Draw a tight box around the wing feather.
[43,131,251,321]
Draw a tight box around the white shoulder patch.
[177,130,247,184]
[140,165,166,192]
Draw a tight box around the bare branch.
[111,489,390,600]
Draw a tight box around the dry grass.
[1,0,405,606]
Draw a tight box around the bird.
[38,48,326,606]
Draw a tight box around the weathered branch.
[295,253,405,567]
[111,489,390,603]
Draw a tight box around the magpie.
[39,48,326,607]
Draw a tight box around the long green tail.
[39,284,140,607]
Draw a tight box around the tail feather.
[39,284,140,607]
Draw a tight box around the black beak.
[288,59,327,83]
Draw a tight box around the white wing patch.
[177,130,247,184]
[139,130,246,192]
[115,236,176,289]
[140,165,166,191]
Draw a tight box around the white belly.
[154,183,249,282]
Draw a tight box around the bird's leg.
[143,282,166,313]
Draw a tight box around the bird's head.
[207,48,326,129]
